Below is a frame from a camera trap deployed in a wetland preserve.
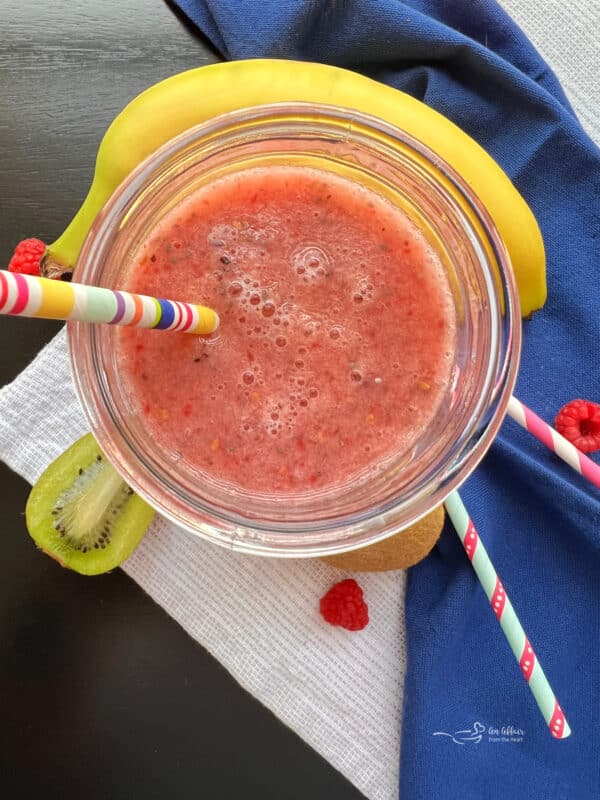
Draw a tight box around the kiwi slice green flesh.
[26,433,155,575]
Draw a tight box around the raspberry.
[319,578,369,631]
[7,238,46,276]
[555,399,600,452]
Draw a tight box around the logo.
[432,721,485,745]
[433,721,525,744]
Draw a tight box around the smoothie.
[117,166,456,494]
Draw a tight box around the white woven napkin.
[1,5,598,799]
[0,326,407,799]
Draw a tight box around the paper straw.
[0,270,219,335]
[508,395,600,490]
[444,491,571,739]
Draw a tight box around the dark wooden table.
[0,2,365,797]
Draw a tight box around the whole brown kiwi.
[320,505,445,572]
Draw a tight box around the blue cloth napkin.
[173,1,600,796]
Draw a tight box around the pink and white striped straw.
[508,396,600,490]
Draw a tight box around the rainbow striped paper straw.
[508,396,600,490]
[445,491,571,740]
[0,270,219,335]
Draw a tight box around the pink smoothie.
[117,166,456,494]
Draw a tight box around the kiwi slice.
[25,433,155,575]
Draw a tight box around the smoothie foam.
[116,166,456,494]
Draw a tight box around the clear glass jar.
[69,103,521,556]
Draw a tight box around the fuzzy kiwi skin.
[25,433,155,576]
[321,505,445,571]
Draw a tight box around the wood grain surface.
[0,3,365,798]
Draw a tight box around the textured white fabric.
[500,0,600,144]
[1,6,598,800]
[0,327,406,800]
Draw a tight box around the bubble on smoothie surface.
[291,245,330,281]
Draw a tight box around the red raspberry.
[320,578,369,631]
[7,238,46,276]
[555,399,600,452]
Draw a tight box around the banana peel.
[42,59,546,316]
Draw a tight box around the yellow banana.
[43,59,546,316]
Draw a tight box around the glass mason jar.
[69,103,521,557]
